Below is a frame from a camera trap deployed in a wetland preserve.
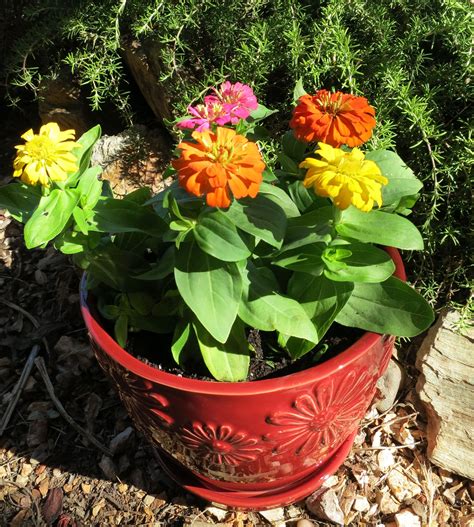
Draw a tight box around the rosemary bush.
[1,0,472,314]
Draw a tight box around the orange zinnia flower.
[290,90,376,147]
[172,127,265,208]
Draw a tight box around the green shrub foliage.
[1,0,472,309]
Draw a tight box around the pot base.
[155,430,357,511]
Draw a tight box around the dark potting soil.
[126,323,364,382]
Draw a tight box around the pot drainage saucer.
[154,430,357,511]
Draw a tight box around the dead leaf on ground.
[41,487,63,524]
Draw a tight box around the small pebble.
[297,520,315,527]
[353,496,370,512]
[259,508,286,522]
[206,506,227,521]
[395,509,421,527]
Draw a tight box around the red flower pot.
[80,248,405,510]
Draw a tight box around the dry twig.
[0,298,51,355]
[0,345,40,436]
[34,357,113,457]
[353,442,422,452]
[0,478,43,525]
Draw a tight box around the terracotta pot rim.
[80,247,405,396]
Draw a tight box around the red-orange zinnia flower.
[289,90,376,147]
[172,127,265,208]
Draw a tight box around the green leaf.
[194,320,250,381]
[390,193,420,216]
[263,168,277,182]
[323,242,396,283]
[72,206,89,234]
[277,153,300,175]
[54,230,98,254]
[170,220,192,232]
[135,246,175,280]
[130,313,175,333]
[238,262,318,341]
[152,290,180,317]
[76,166,103,209]
[67,125,102,186]
[123,187,152,205]
[224,194,286,249]
[174,240,242,343]
[249,104,278,121]
[146,181,202,216]
[278,334,317,360]
[282,130,307,161]
[281,207,334,252]
[287,181,328,213]
[128,292,154,315]
[24,189,79,248]
[293,78,307,103]
[337,207,424,250]
[93,198,167,237]
[335,276,435,337]
[194,209,253,262]
[171,320,193,367]
[114,314,128,348]
[272,243,326,276]
[101,180,114,198]
[259,182,301,218]
[99,304,120,320]
[166,192,189,222]
[87,244,149,291]
[288,273,353,341]
[0,183,42,222]
[365,150,423,206]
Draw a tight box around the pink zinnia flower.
[215,81,258,123]
[177,96,232,132]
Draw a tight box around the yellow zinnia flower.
[300,143,388,212]
[13,122,79,187]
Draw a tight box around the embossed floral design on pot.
[92,341,174,431]
[181,422,265,466]
[266,368,376,456]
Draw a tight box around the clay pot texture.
[80,248,405,508]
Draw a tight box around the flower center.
[317,93,346,116]
[210,440,233,453]
[308,408,338,431]
[209,143,233,165]
[25,136,55,164]
[336,156,364,179]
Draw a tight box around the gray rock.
[91,132,131,169]
[98,455,117,480]
[375,359,404,412]
[416,310,474,479]
[306,488,344,525]
[109,426,135,455]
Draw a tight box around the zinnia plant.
[0,81,434,381]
